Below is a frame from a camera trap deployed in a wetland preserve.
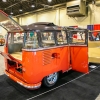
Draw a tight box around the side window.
[8,33,24,53]
[41,32,55,47]
[24,32,39,49]
[71,31,86,44]
[57,31,67,45]
[8,33,24,44]
[14,33,24,43]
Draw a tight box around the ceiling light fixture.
[19,5,23,12]
[10,12,13,15]
[19,9,23,12]
[48,0,52,2]
[31,4,35,8]
[2,0,7,2]
[10,7,13,15]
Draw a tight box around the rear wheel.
[43,72,59,87]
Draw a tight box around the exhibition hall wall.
[1,4,100,36]
[18,4,100,28]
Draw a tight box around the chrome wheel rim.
[47,73,58,84]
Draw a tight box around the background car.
[0,35,5,46]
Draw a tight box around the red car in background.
[0,35,5,45]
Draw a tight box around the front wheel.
[43,72,59,87]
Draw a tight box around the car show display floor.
[0,66,100,100]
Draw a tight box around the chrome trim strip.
[22,44,87,52]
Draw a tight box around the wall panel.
[18,4,100,27]
[20,14,37,25]
[60,8,76,26]
[37,10,56,24]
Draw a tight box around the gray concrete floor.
[0,46,5,75]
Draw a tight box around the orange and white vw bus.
[0,10,89,89]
